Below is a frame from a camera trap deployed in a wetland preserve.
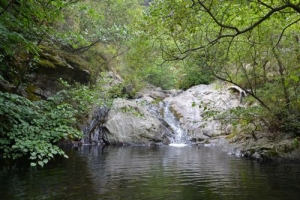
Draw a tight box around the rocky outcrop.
[102,98,171,145]
[82,82,300,162]
[26,46,91,99]
[163,83,241,141]
[83,83,242,146]
[0,45,92,99]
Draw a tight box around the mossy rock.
[169,105,183,120]
[38,45,90,71]
[36,45,91,84]
[25,84,40,101]
[267,149,279,157]
[38,59,56,68]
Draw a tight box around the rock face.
[102,98,170,145]
[0,45,91,99]
[164,83,241,141]
[29,46,91,99]
[82,82,300,162]
[81,106,110,145]
[83,83,242,146]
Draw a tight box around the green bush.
[0,91,83,167]
[178,67,214,90]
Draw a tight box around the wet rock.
[80,106,110,145]
[163,83,241,141]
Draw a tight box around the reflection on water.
[1,145,300,200]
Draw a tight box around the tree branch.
[0,0,17,16]
[276,17,300,47]
[179,2,292,56]
[209,67,271,110]
[70,40,101,53]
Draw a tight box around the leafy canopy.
[138,0,300,134]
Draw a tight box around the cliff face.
[32,46,91,99]
[0,45,91,99]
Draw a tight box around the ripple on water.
[1,146,300,200]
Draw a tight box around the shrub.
[0,91,82,167]
[178,67,214,90]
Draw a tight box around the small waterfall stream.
[162,101,189,146]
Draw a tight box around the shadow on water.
[0,146,99,200]
[1,145,300,200]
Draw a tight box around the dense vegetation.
[1,0,300,166]
[137,0,300,136]
[0,0,144,166]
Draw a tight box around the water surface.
[1,145,300,199]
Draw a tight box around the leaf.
[30,162,37,167]
[43,159,49,164]
[191,102,196,107]
[38,161,44,167]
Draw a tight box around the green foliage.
[293,137,300,149]
[59,79,112,120]
[178,66,214,90]
[145,66,176,89]
[0,0,146,168]
[121,106,144,117]
[0,74,114,167]
[0,0,84,91]
[0,91,82,167]
[136,0,300,135]
[58,0,144,46]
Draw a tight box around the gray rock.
[135,84,168,100]
[103,98,170,145]
[163,83,241,141]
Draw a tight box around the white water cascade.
[162,101,189,147]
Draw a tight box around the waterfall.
[162,101,189,147]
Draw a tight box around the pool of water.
[1,145,300,200]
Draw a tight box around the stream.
[1,145,300,200]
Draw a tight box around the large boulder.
[164,83,241,141]
[103,98,170,145]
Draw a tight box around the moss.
[39,45,90,71]
[226,132,237,139]
[282,144,295,153]
[267,149,279,157]
[120,106,144,117]
[25,84,40,101]
[249,148,256,155]
[225,128,239,139]
[160,108,164,116]
[38,59,56,68]
[152,97,163,105]
[169,105,183,120]
[293,137,300,149]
